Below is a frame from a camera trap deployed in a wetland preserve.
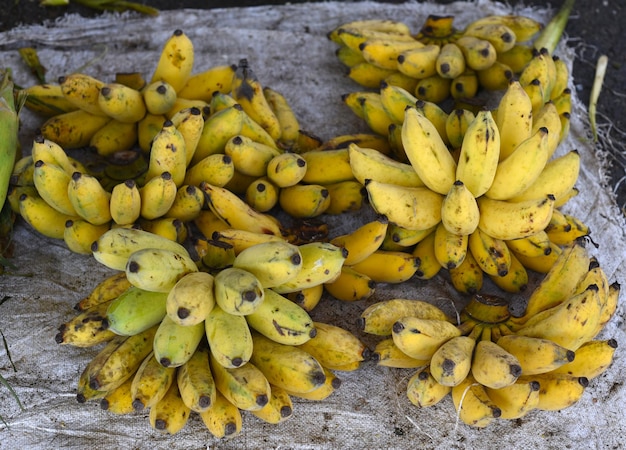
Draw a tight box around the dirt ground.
[1,0,625,212]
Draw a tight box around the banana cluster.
[364,241,619,427]
[56,227,369,437]
[329,15,553,104]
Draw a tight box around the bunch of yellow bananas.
[57,227,368,437]
[364,240,619,427]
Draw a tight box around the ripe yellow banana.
[441,180,480,235]
[75,271,131,311]
[406,366,451,408]
[63,218,110,255]
[166,271,215,326]
[449,249,484,294]
[477,195,555,241]
[545,209,590,245]
[411,228,442,280]
[212,228,285,254]
[471,339,522,389]
[224,134,281,178]
[32,159,77,216]
[518,373,588,411]
[163,184,205,222]
[463,22,516,53]
[349,249,419,283]
[297,322,369,371]
[18,190,77,239]
[150,29,195,93]
[198,389,242,439]
[89,119,138,157]
[137,113,166,153]
[263,86,300,150]
[504,230,553,258]
[373,338,430,369]
[392,316,462,360]
[99,375,135,415]
[59,72,108,116]
[348,143,423,187]
[205,304,253,369]
[55,298,116,347]
[66,171,111,226]
[550,55,570,100]
[511,241,561,274]
[384,222,435,248]
[484,377,540,419]
[192,104,246,164]
[329,215,388,265]
[266,151,307,188]
[144,121,187,187]
[323,265,376,302]
[396,44,440,79]
[488,250,529,293]
[329,19,412,47]
[550,338,618,379]
[153,315,205,368]
[278,183,331,218]
[169,106,204,166]
[476,60,514,91]
[433,221,468,269]
[497,44,534,72]
[142,80,178,115]
[22,82,79,117]
[323,180,365,215]
[177,64,236,101]
[148,380,191,435]
[250,384,293,424]
[183,154,234,189]
[430,335,476,387]
[464,14,542,43]
[519,47,556,104]
[359,38,423,70]
[359,298,450,336]
[496,333,575,376]
[105,285,167,336]
[451,376,502,428]
[125,247,198,293]
[455,36,497,71]
[436,42,466,79]
[177,345,216,413]
[449,70,478,100]
[30,134,80,176]
[286,284,324,313]
[130,351,176,411]
[495,80,533,161]
[97,82,146,123]
[213,267,264,315]
[39,109,111,149]
[232,240,302,288]
[245,177,280,212]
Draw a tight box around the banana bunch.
[329,14,546,104]
[365,241,620,427]
[57,226,370,436]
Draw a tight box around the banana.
[232,240,302,288]
[87,325,158,392]
[246,288,315,345]
[76,342,120,403]
[496,333,575,376]
[139,217,187,244]
[406,366,451,408]
[249,331,326,394]
[441,180,480,235]
[329,215,388,265]
[385,222,435,248]
[359,298,450,336]
[166,271,215,326]
[286,284,324,313]
[505,230,553,258]
[10,154,35,188]
[455,110,500,197]
[550,338,618,379]
[455,36,497,71]
[391,316,462,360]
[224,134,281,178]
[32,159,77,216]
[495,80,533,161]
[464,15,542,43]
[415,74,453,104]
[463,22,516,53]
[99,375,135,415]
[213,267,264,315]
[198,238,236,273]
[192,104,245,163]
[75,271,132,311]
[329,19,413,46]
[92,227,191,271]
[485,127,550,200]
[449,249,484,294]
[201,182,282,236]
[410,228,441,280]
[511,241,562,274]
[250,384,293,424]
[130,351,176,411]
[198,390,242,439]
[150,29,194,93]
[22,82,78,117]
[163,184,204,222]
[66,171,112,226]
[471,339,522,389]
[168,107,204,166]
[451,376,502,428]
[348,143,423,187]
[177,345,216,412]
[125,247,198,293]
[436,42,466,79]
[433,221,468,269]
[378,80,417,124]
[244,176,280,213]
[58,72,107,116]
[153,315,205,368]
[299,148,354,185]
[445,108,475,151]
[137,113,166,153]
[18,190,77,239]
[430,335,476,387]
[364,180,443,231]
[372,338,430,369]
[335,44,367,67]
[144,121,187,187]
[213,228,285,254]
[518,373,588,411]
[230,59,281,141]
[530,101,562,159]
[476,60,514,91]
[263,86,300,150]
[278,183,331,218]
[317,131,392,154]
[545,209,590,245]
[55,298,116,347]
[297,322,368,371]
[597,282,620,334]
[266,152,307,188]
[272,242,347,293]
[349,249,419,283]
[550,55,570,100]
[357,38,422,70]
[324,180,365,215]
[487,250,528,294]
[105,285,168,336]
[519,47,556,104]
[30,134,81,177]
[449,70,478,100]
[142,80,178,115]
[149,380,191,435]
[39,109,111,149]
[323,265,376,302]
[396,44,440,79]
[467,227,512,277]
[205,304,253,368]
[484,377,541,419]
[183,153,234,189]
[209,352,270,411]
[63,218,110,255]
[89,119,138,157]
[97,82,146,123]
[522,78,547,117]
[476,195,555,241]
[177,64,236,101]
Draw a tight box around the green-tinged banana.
[519,47,556,103]
[76,337,125,403]
[205,304,253,368]
[488,250,528,293]
[10,154,35,188]
[199,389,242,439]
[550,338,618,379]
[495,80,533,161]
[198,238,236,272]
[92,227,191,271]
[246,288,315,345]
[166,271,215,326]
[89,119,138,157]
[272,242,347,293]
[597,282,620,334]
[87,325,158,392]
[39,109,111,149]
[183,153,234,189]
[266,152,307,188]
[349,249,419,284]
[297,322,369,371]
[497,44,534,73]
[464,14,542,43]
[125,247,198,293]
[335,44,367,67]
[348,62,398,89]
[323,265,376,302]
[7,185,37,215]
[250,384,294,424]
[177,64,236,101]
[67,172,111,226]
[385,223,435,248]
[476,195,555,241]
[163,184,204,222]
[224,134,281,178]
[97,82,146,123]
[287,284,324,313]
[348,143,423,187]
[449,249,484,294]
[402,107,456,194]
[249,331,326,394]
[324,180,365,215]
[153,315,205,368]
[496,333,575,376]
[63,219,110,255]
[359,298,450,336]
[139,172,179,220]
[406,366,451,407]
[244,176,280,212]
[75,271,131,311]
[476,60,514,91]
[449,70,478,100]
[137,113,166,153]
[415,74,453,103]
[99,375,135,415]
[213,267,264,316]
[317,132,392,154]
[131,351,176,411]
[232,240,302,288]
[471,339,521,389]
[210,352,270,411]
[22,82,79,117]
[433,221,468,269]
[177,345,216,412]
[430,335,477,387]
[392,316,461,360]
[192,104,246,164]
[145,121,187,187]
[484,378,541,419]
[451,376,502,427]
[105,285,168,336]
[263,86,300,150]
[412,228,442,280]
[372,338,430,369]
[55,298,116,347]
[149,380,191,435]
[32,159,76,216]
[279,183,331,218]
[436,42,466,79]
[150,29,194,93]
[364,180,443,231]
[455,110,500,197]
[142,80,178,115]
[485,127,550,200]
[441,180,480,235]
[58,72,107,116]
[201,182,282,236]
[377,80,417,124]
[550,55,570,100]
[18,190,77,239]
[518,373,588,411]
[445,108,475,150]
[329,215,387,266]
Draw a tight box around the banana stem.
[534,0,576,54]
[589,54,609,142]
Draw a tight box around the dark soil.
[2,0,625,212]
